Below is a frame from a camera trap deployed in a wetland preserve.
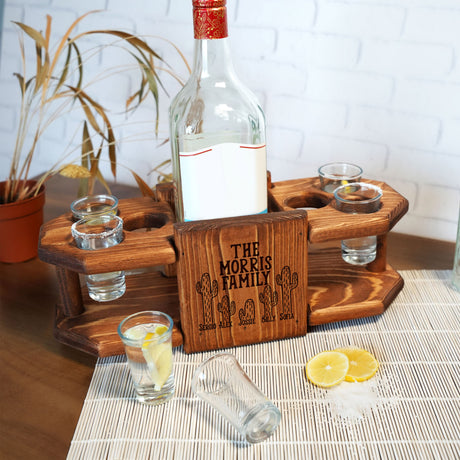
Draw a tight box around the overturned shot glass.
[70,194,118,221]
[192,353,281,444]
[71,214,126,302]
[318,162,363,193]
[334,182,382,266]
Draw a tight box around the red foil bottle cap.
[193,0,228,40]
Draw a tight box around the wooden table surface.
[0,175,456,460]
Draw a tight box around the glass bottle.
[169,0,267,222]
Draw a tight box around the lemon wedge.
[335,347,379,382]
[306,351,349,388]
[142,327,172,390]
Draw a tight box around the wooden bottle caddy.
[38,177,408,356]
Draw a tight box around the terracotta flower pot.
[0,180,45,263]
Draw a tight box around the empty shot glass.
[334,182,383,266]
[71,214,126,302]
[192,353,281,444]
[118,311,175,405]
[70,194,118,220]
[318,162,363,193]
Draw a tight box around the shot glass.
[191,353,281,444]
[70,194,118,220]
[71,214,126,302]
[334,182,382,266]
[118,311,175,405]
[318,162,363,193]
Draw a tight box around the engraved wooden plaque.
[174,210,308,353]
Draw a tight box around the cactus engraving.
[196,272,218,330]
[239,299,256,326]
[259,285,278,322]
[275,266,298,320]
[217,295,236,328]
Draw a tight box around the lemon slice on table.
[335,347,379,382]
[306,351,349,388]
[141,326,172,390]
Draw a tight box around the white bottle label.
[179,143,267,221]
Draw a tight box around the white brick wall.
[1,0,460,242]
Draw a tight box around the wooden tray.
[38,177,408,356]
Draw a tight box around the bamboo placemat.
[67,270,460,459]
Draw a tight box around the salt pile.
[324,376,399,424]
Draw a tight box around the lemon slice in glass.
[124,325,148,341]
[142,325,172,390]
[154,324,168,336]
[335,347,379,382]
[306,351,349,388]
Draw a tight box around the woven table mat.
[67,270,460,459]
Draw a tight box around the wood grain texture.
[174,211,309,353]
[54,269,183,357]
[269,177,409,243]
[1,174,454,460]
[55,266,84,316]
[39,198,177,273]
[155,182,175,215]
[154,183,178,277]
[36,177,410,357]
[308,247,404,325]
[38,196,182,356]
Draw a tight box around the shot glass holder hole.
[38,175,408,356]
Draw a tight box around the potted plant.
[0,11,187,263]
